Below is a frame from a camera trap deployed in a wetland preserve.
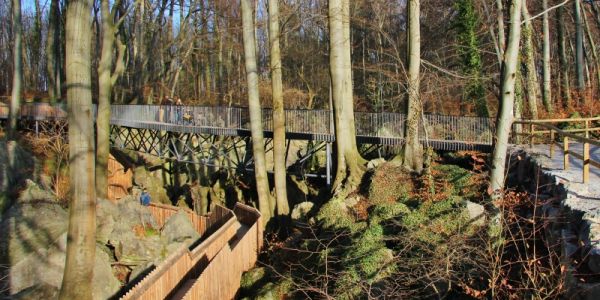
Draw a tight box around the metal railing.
[110,105,494,145]
[514,116,600,184]
[2,104,495,146]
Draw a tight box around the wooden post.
[550,129,555,158]
[529,122,534,148]
[585,120,589,138]
[564,136,570,170]
[583,141,590,183]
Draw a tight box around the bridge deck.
[1,103,494,151]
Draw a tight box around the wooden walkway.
[119,202,262,300]
[1,103,494,151]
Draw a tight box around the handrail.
[513,119,600,183]
[520,116,600,123]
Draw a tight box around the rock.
[117,235,163,264]
[133,166,170,204]
[12,283,59,300]
[161,210,200,244]
[96,198,118,244]
[0,201,68,265]
[93,244,122,300]
[18,179,56,203]
[291,202,314,221]
[367,158,386,170]
[465,200,485,226]
[587,250,600,273]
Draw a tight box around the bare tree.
[242,0,274,224]
[329,0,366,194]
[542,0,552,113]
[46,0,61,103]
[402,0,423,173]
[8,0,22,140]
[59,0,97,298]
[489,0,522,197]
[97,0,126,200]
[268,0,289,216]
[521,1,539,119]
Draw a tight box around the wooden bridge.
[119,202,262,300]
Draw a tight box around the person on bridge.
[175,98,183,124]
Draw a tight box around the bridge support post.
[326,142,331,187]
[583,141,590,184]
[564,136,570,170]
[549,130,555,158]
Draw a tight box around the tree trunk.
[542,0,552,113]
[582,4,600,97]
[268,0,289,217]
[403,0,423,173]
[489,0,522,198]
[329,0,366,193]
[59,0,96,298]
[9,0,22,140]
[241,0,273,224]
[47,0,61,103]
[575,0,585,95]
[496,0,505,60]
[521,2,539,119]
[558,5,572,107]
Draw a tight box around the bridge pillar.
[326,142,331,186]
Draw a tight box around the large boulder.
[291,202,314,222]
[18,180,56,203]
[0,200,68,265]
[161,210,200,245]
[133,166,170,204]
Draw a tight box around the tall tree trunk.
[59,0,96,298]
[496,0,506,60]
[542,0,552,113]
[490,0,522,197]
[521,2,539,119]
[97,0,125,200]
[241,0,274,224]
[329,0,366,193]
[575,0,585,95]
[403,0,423,172]
[47,0,61,103]
[268,0,289,217]
[582,4,600,97]
[558,5,572,107]
[9,0,22,141]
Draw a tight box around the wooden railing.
[514,116,600,184]
[120,203,262,300]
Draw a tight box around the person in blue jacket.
[140,188,151,206]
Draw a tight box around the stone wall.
[508,150,600,299]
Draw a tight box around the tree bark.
[558,5,572,107]
[542,0,552,113]
[575,0,585,94]
[582,4,600,97]
[59,0,96,298]
[47,0,61,103]
[490,0,522,198]
[97,0,125,200]
[403,0,423,173]
[268,0,289,216]
[9,0,22,140]
[241,0,274,224]
[521,2,539,119]
[329,0,366,193]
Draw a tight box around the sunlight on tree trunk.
[542,0,553,114]
[521,2,539,119]
[490,0,522,198]
[59,0,96,298]
[9,0,22,141]
[402,0,423,173]
[46,0,61,103]
[242,0,274,224]
[268,0,289,216]
[329,0,366,194]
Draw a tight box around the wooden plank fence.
[120,203,262,300]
